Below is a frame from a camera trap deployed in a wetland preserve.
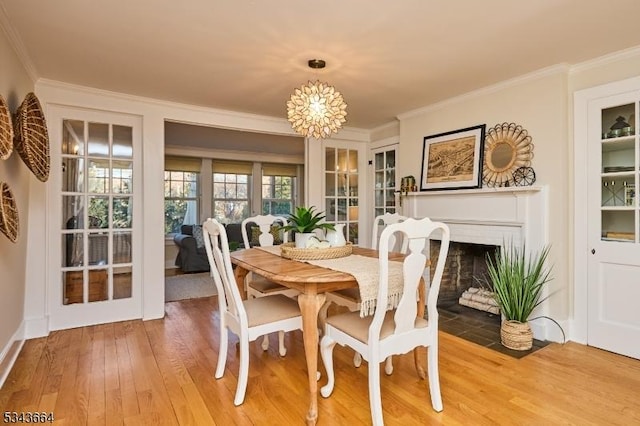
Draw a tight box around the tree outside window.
[213,173,250,223]
[262,175,295,215]
[164,171,199,234]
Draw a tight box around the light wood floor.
[1,296,639,425]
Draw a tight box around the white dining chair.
[241,214,299,351]
[202,218,303,406]
[321,213,408,373]
[320,217,450,425]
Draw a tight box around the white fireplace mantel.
[402,186,547,250]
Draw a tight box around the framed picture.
[420,124,486,191]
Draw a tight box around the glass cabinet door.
[325,147,359,244]
[600,102,638,242]
[372,146,398,218]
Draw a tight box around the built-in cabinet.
[575,77,640,360]
[371,145,398,218]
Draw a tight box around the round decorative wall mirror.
[483,122,534,187]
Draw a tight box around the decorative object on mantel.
[0,181,19,243]
[482,122,534,188]
[512,166,536,186]
[0,94,14,160]
[13,92,50,182]
[420,124,486,191]
[281,205,335,248]
[484,242,564,351]
[286,59,347,139]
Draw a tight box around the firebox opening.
[429,241,499,312]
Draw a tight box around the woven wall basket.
[0,94,13,160]
[500,320,533,351]
[13,92,50,182]
[0,181,19,243]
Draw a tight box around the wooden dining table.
[230,246,426,425]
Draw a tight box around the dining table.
[230,245,427,425]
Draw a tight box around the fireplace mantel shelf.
[403,185,543,197]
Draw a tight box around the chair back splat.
[320,216,450,425]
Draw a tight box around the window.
[262,163,298,216]
[262,175,295,215]
[164,170,199,234]
[164,156,202,234]
[213,173,250,223]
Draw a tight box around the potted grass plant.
[486,242,554,350]
[282,206,335,248]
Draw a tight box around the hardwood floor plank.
[2,296,640,425]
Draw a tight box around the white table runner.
[255,245,404,317]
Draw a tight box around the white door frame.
[573,75,640,344]
[47,105,143,331]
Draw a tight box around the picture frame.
[420,124,486,191]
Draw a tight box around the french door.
[48,106,142,330]
[587,91,640,359]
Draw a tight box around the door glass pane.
[88,232,109,265]
[62,158,84,192]
[88,122,109,157]
[88,196,109,228]
[113,232,132,264]
[326,199,336,221]
[386,150,395,168]
[113,266,132,299]
[113,125,133,158]
[337,149,348,172]
[325,148,335,171]
[113,197,132,228]
[337,198,347,221]
[62,195,84,229]
[62,119,85,155]
[88,159,110,193]
[112,161,133,194]
[62,233,83,267]
[325,173,336,197]
[63,271,84,305]
[88,269,108,302]
[375,152,384,170]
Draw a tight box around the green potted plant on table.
[282,206,335,248]
[486,243,554,351]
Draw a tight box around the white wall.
[397,68,571,327]
[0,27,35,382]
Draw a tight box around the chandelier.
[286,59,347,139]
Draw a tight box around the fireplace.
[402,186,551,340]
[430,241,498,311]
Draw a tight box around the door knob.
[591,248,596,254]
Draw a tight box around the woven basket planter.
[500,320,533,351]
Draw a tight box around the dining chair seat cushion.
[244,294,301,327]
[248,274,289,293]
[326,310,428,344]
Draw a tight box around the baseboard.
[530,317,569,343]
[23,317,49,339]
[0,322,26,389]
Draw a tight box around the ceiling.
[3,0,640,132]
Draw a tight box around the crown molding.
[397,64,569,121]
[37,79,370,141]
[569,45,640,75]
[0,3,38,82]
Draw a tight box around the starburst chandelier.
[286,59,347,139]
